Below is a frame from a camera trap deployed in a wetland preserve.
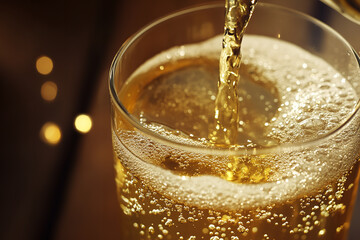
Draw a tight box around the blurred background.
[0,0,360,239]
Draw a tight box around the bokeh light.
[36,56,53,75]
[40,122,62,145]
[41,81,58,101]
[74,114,92,133]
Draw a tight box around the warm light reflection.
[74,114,92,133]
[41,81,57,101]
[40,122,61,145]
[36,56,53,75]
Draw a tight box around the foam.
[113,35,360,211]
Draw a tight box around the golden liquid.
[210,0,257,145]
[111,1,360,239]
[113,151,360,240]
[112,50,360,239]
[211,0,275,184]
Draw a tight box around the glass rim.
[109,2,360,156]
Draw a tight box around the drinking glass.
[109,2,360,239]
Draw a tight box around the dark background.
[0,0,360,239]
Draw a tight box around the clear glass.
[109,2,360,240]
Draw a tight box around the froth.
[114,35,360,211]
[241,37,358,143]
[113,131,300,211]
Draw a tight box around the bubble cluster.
[240,38,359,144]
[114,140,359,239]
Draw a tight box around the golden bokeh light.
[40,122,62,145]
[74,114,92,133]
[41,81,58,101]
[36,56,53,75]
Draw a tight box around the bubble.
[209,224,216,230]
[318,229,326,236]
[202,228,209,234]
[336,225,344,233]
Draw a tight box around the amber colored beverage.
[109,3,360,240]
